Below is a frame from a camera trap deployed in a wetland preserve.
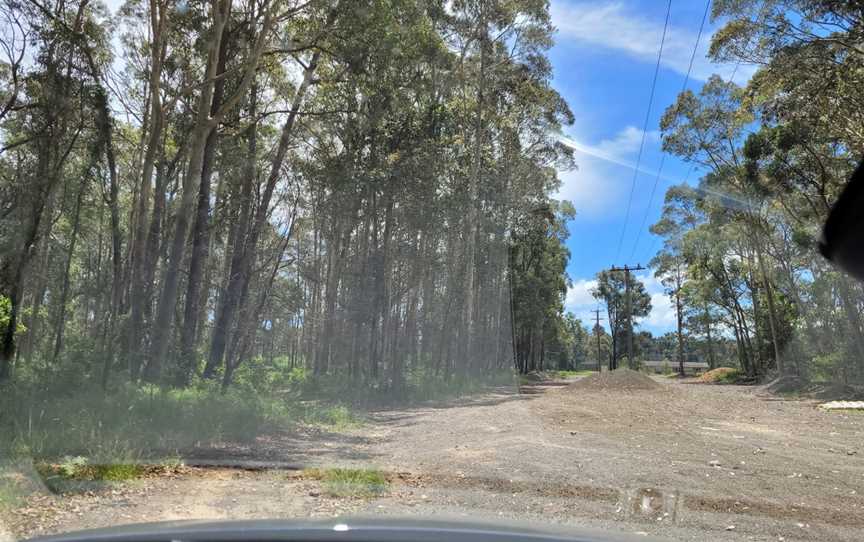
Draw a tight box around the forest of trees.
[643,0,864,383]
[0,0,585,397]
[2,0,864,400]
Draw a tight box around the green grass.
[0,378,371,464]
[300,404,364,430]
[549,370,594,378]
[33,456,150,494]
[0,476,23,510]
[303,467,389,498]
[1,364,511,476]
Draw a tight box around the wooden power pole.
[610,264,646,370]
[591,308,604,372]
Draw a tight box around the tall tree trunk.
[704,305,716,370]
[203,84,258,379]
[176,33,230,386]
[756,240,784,376]
[52,174,87,364]
[128,0,166,379]
[207,50,321,375]
[147,0,249,380]
[222,213,296,391]
[461,5,488,375]
[675,287,685,376]
[837,277,864,380]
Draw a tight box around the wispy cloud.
[550,1,754,84]
[555,127,676,217]
[558,128,669,181]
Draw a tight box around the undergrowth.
[697,367,742,384]
[0,362,513,468]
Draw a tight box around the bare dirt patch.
[5,376,864,542]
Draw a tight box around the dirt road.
[4,377,864,541]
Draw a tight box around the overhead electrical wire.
[614,0,673,265]
[629,0,712,263]
[640,0,770,265]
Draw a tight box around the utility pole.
[591,308,604,372]
[610,264,646,370]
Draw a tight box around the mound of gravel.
[568,368,660,392]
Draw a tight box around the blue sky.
[547,0,753,334]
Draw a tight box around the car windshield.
[2,0,864,540]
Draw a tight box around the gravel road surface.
[4,376,863,541]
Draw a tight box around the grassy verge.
[298,403,364,430]
[302,468,389,498]
[33,457,153,494]
[0,365,510,502]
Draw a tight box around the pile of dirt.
[763,377,864,401]
[807,382,864,401]
[568,368,660,392]
[696,367,739,383]
[764,375,807,394]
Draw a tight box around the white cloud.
[643,292,676,330]
[635,272,676,332]
[595,125,658,156]
[564,278,602,328]
[561,126,659,165]
[566,278,599,309]
[558,130,669,178]
[555,160,625,218]
[551,1,755,84]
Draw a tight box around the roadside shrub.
[697,367,741,384]
[231,356,308,395]
[0,381,293,461]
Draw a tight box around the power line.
[614,0,673,264]
[640,1,769,268]
[629,0,711,262]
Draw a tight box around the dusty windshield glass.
[1,0,864,541]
